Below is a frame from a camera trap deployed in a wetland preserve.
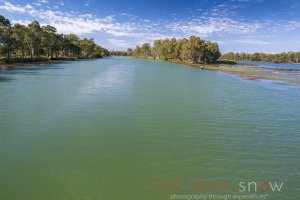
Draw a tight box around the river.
[0,57,299,199]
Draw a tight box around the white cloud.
[25,4,33,9]
[218,39,274,45]
[0,1,26,12]
[235,39,273,45]
[284,20,300,31]
[168,17,262,37]
[37,0,48,4]
[107,39,132,49]
[119,13,129,16]
[166,2,263,37]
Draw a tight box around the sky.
[0,0,300,53]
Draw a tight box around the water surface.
[0,57,300,199]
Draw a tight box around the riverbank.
[129,56,300,86]
[174,60,300,86]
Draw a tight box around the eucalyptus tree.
[0,15,109,62]
[26,21,43,57]
[133,36,221,64]
[140,43,151,58]
[134,46,141,57]
[161,38,177,60]
[0,15,14,59]
[12,24,29,57]
[80,38,96,58]
[67,34,81,57]
[152,40,162,59]
[174,38,188,60]
[127,48,133,56]
[42,25,57,58]
[151,38,177,60]
[202,41,221,63]
[181,36,204,63]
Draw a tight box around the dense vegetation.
[0,15,109,64]
[114,36,221,64]
[110,51,130,56]
[221,52,300,64]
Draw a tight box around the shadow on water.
[0,64,64,76]
[0,76,14,82]
[0,63,68,83]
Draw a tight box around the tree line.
[221,52,300,64]
[0,15,109,63]
[113,36,221,64]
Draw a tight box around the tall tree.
[26,21,43,57]
[133,36,221,64]
[181,36,204,63]
[0,15,14,60]
[80,38,96,58]
[42,25,57,58]
[140,43,151,58]
[0,15,109,62]
[12,24,28,58]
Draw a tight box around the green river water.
[0,57,299,200]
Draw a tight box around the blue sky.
[0,0,300,53]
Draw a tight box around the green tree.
[140,43,151,58]
[133,36,221,64]
[202,41,221,63]
[175,38,187,60]
[66,34,81,57]
[0,15,14,60]
[127,48,133,56]
[12,24,29,58]
[0,15,109,63]
[26,21,43,57]
[80,38,96,58]
[181,36,204,63]
[42,25,57,58]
